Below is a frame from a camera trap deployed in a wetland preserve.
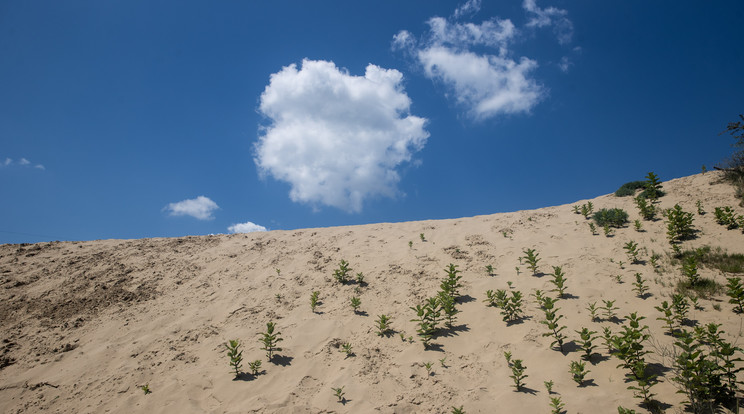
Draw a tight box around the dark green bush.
[593,208,629,228]
[615,181,646,197]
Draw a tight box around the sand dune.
[2,171,744,413]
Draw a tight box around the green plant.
[634,219,643,232]
[409,240,413,248]
[275,293,283,302]
[544,380,554,394]
[485,264,494,275]
[589,222,597,235]
[248,359,262,375]
[624,241,640,263]
[225,339,243,378]
[439,357,447,368]
[310,290,320,313]
[665,204,695,244]
[602,299,619,321]
[655,301,676,335]
[141,384,151,395]
[617,407,638,414]
[438,290,459,327]
[522,248,540,275]
[504,352,528,391]
[682,255,700,287]
[501,290,525,323]
[696,200,704,215]
[602,326,614,353]
[484,289,506,307]
[420,233,426,242]
[672,293,690,326]
[632,273,649,298]
[515,266,521,276]
[649,253,660,270]
[714,206,740,229]
[726,277,744,313]
[550,396,566,414]
[350,296,361,313]
[642,172,664,199]
[356,272,365,284]
[603,224,613,237]
[576,327,598,361]
[549,266,568,298]
[587,301,600,322]
[339,342,354,358]
[610,313,658,407]
[333,259,352,284]
[541,297,567,353]
[331,386,345,403]
[593,208,629,228]
[411,300,440,348]
[451,406,465,414]
[615,180,647,197]
[423,361,434,376]
[259,322,283,362]
[569,360,591,386]
[635,196,657,221]
[441,264,463,298]
[581,202,594,219]
[376,314,393,337]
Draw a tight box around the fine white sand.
[1,171,743,413]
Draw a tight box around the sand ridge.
[1,171,744,413]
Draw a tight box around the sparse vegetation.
[225,339,243,378]
[615,180,647,197]
[376,314,393,337]
[665,204,695,244]
[310,290,320,313]
[569,360,590,386]
[633,273,649,298]
[504,351,528,391]
[260,322,283,362]
[541,296,567,353]
[333,259,352,284]
[549,266,568,298]
[624,241,640,264]
[332,386,345,403]
[350,296,361,313]
[522,248,540,275]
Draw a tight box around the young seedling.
[225,339,243,378]
[587,301,600,322]
[439,357,447,368]
[485,264,494,276]
[654,301,675,335]
[484,289,506,308]
[410,299,440,347]
[310,290,320,313]
[624,241,640,264]
[576,327,598,360]
[420,233,426,242]
[634,219,643,232]
[515,266,521,276]
[633,273,649,298]
[665,204,695,245]
[522,248,540,275]
[423,361,434,376]
[696,200,704,215]
[602,326,614,353]
[550,396,566,414]
[504,352,528,391]
[603,224,612,237]
[671,294,689,326]
[259,322,283,362]
[726,276,744,313]
[507,281,513,289]
[451,406,465,414]
[501,290,525,323]
[350,296,361,313]
[569,360,591,386]
[581,202,594,219]
[438,291,459,327]
[589,222,598,235]
[141,384,151,395]
[408,241,413,248]
[681,255,700,287]
[275,293,283,302]
[333,259,352,284]
[544,380,554,394]
[248,360,262,375]
[541,297,567,353]
[635,196,657,221]
[275,268,281,276]
[550,266,568,298]
[331,386,345,403]
[376,314,393,337]
[340,342,354,358]
[356,272,365,285]
[602,299,619,321]
[441,264,463,299]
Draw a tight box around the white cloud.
[453,0,481,19]
[394,1,574,119]
[1,157,45,170]
[227,221,268,234]
[254,59,429,213]
[523,0,573,45]
[163,196,219,220]
[558,56,572,73]
[418,47,542,118]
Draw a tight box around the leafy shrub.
[725,277,744,313]
[641,172,664,199]
[615,181,647,197]
[376,314,393,337]
[664,204,695,244]
[714,206,741,229]
[593,208,629,228]
[521,248,540,275]
[333,259,352,284]
[635,196,657,221]
[504,352,528,391]
[569,360,591,386]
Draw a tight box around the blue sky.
[1,0,742,244]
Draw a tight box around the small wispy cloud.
[1,157,45,170]
[163,196,219,220]
[393,0,575,120]
[227,221,268,234]
[523,0,573,45]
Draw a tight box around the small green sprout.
[340,342,354,358]
[350,296,361,313]
[225,339,243,378]
[332,386,345,403]
[310,290,320,313]
[141,384,151,395]
[420,233,426,242]
[248,360,262,376]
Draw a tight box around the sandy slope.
[1,172,744,413]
